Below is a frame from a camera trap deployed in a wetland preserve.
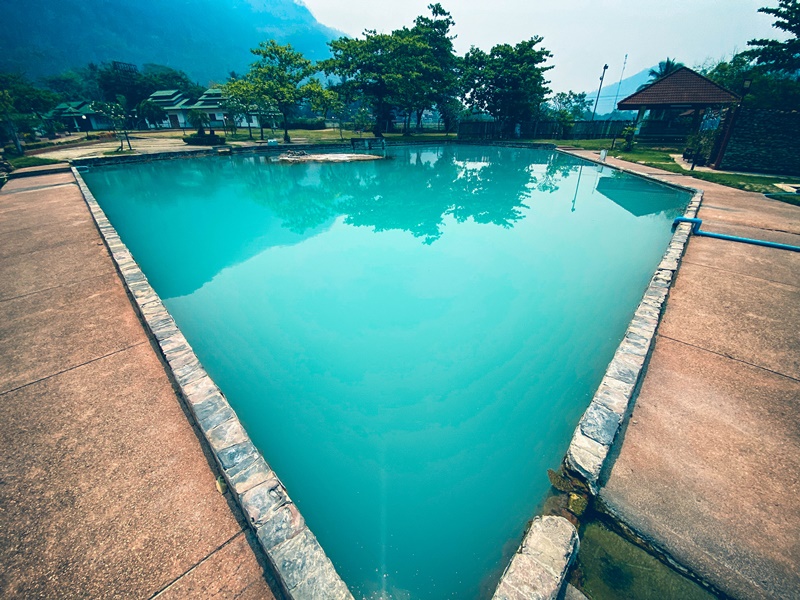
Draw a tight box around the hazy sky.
[299,0,785,93]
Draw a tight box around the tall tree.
[641,58,684,88]
[135,99,167,129]
[323,32,405,136]
[702,52,800,109]
[323,4,462,137]
[221,78,259,139]
[462,38,552,134]
[411,4,461,132]
[247,40,315,142]
[548,91,591,137]
[0,90,23,155]
[746,0,800,73]
[91,95,132,150]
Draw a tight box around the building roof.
[46,101,100,119]
[617,67,739,110]
[189,89,224,111]
[146,90,193,111]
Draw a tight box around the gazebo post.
[634,108,646,134]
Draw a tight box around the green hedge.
[183,134,226,146]
[287,118,326,130]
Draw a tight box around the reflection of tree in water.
[242,145,581,244]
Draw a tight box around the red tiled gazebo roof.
[618,67,739,110]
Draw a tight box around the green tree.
[701,52,800,109]
[549,91,591,138]
[411,4,461,132]
[136,99,167,129]
[323,5,461,137]
[0,90,23,155]
[462,38,552,135]
[640,58,684,88]
[247,40,315,142]
[221,78,258,139]
[746,0,800,73]
[305,79,347,138]
[91,95,132,150]
[40,71,87,101]
[186,108,210,136]
[0,73,59,114]
[141,64,206,99]
[323,32,406,136]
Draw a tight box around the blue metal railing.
[672,217,800,252]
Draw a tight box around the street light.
[81,115,89,139]
[591,64,609,122]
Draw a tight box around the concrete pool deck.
[0,170,276,598]
[3,146,797,599]
[568,150,800,599]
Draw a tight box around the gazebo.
[617,67,740,145]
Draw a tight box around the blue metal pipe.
[672,217,800,252]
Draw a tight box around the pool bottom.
[570,520,718,600]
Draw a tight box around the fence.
[457,119,630,140]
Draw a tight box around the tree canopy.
[247,41,315,142]
[746,0,800,73]
[462,38,552,133]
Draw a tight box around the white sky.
[299,0,786,93]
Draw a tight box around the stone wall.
[720,109,800,175]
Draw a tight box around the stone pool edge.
[560,155,703,494]
[72,167,354,600]
[491,153,703,600]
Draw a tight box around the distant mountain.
[584,67,652,118]
[0,0,342,86]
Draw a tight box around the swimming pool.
[83,144,690,599]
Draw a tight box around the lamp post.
[591,64,609,122]
[711,78,752,170]
[81,115,89,139]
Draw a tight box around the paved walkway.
[0,170,275,599]
[570,151,800,599]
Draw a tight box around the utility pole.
[613,54,628,111]
[591,64,609,122]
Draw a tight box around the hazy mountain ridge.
[584,67,651,116]
[1,0,342,86]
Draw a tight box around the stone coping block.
[72,167,354,600]
[563,183,703,494]
[492,516,579,600]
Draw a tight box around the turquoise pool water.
[83,145,689,599]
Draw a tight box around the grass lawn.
[102,149,137,156]
[542,138,800,195]
[138,128,458,144]
[8,155,63,169]
[154,128,358,144]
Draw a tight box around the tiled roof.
[147,90,192,110]
[618,67,739,109]
[46,101,99,118]
[150,90,180,97]
[188,89,224,111]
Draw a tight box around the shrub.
[24,141,55,151]
[183,134,226,146]
[287,117,326,130]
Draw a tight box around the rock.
[568,493,589,517]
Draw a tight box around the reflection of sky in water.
[84,145,689,600]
